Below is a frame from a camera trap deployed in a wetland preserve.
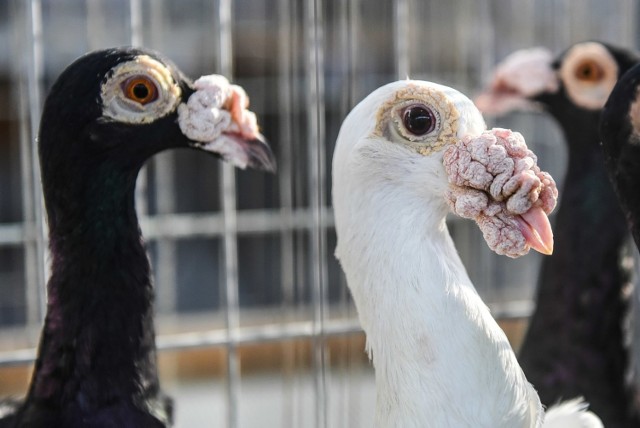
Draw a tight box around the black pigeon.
[0,47,275,428]
[601,62,640,251]
[601,68,640,417]
[476,41,640,427]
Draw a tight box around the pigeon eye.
[122,75,158,105]
[574,59,603,82]
[402,104,436,136]
[102,56,181,124]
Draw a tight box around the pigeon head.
[475,41,638,137]
[332,81,485,209]
[333,80,557,260]
[39,47,276,178]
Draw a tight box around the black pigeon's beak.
[225,132,277,173]
[178,75,277,173]
[187,131,277,173]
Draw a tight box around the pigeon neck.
[558,132,627,231]
[30,161,161,410]
[519,119,636,415]
[563,130,609,177]
[336,194,540,427]
[614,143,640,249]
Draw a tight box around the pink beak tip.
[517,206,554,256]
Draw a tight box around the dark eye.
[403,105,436,136]
[122,75,158,105]
[574,59,603,82]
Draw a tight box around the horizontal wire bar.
[0,348,35,368]
[0,208,505,246]
[0,318,364,368]
[141,207,336,239]
[0,207,336,246]
[0,299,534,368]
[157,318,362,352]
[0,223,34,245]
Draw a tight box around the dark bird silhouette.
[0,47,275,428]
[601,62,640,251]
[476,41,640,427]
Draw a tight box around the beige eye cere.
[373,83,462,156]
[560,42,618,110]
[101,55,181,124]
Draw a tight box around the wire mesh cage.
[0,0,637,427]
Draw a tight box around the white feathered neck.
[332,81,542,427]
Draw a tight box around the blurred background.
[0,0,638,427]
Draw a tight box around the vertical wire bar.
[288,3,308,424]
[456,0,470,89]
[277,0,297,426]
[148,1,178,317]
[348,0,360,106]
[394,0,410,80]
[86,0,107,50]
[335,3,356,426]
[621,0,636,45]
[477,0,497,299]
[345,5,363,425]
[22,0,47,332]
[128,0,149,221]
[553,0,570,50]
[477,0,495,90]
[215,1,241,427]
[14,0,39,336]
[129,0,143,46]
[305,0,328,426]
[287,4,309,423]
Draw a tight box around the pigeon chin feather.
[443,128,558,258]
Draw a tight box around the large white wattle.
[332,81,542,427]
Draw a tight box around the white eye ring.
[101,55,181,124]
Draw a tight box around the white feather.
[333,80,601,428]
[0,402,14,419]
[544,399,604,428]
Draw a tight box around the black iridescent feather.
[601,62,640,251]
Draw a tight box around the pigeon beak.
[475,47,559,116]
[178,75,277,173]
[191,131,277,173]
[514,206,554,255]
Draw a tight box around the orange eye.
[122,75,158,105]
[574,60,604,82]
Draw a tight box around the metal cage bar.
[305,0,328,427]
[215,1,242,427]
[21,0,47,335]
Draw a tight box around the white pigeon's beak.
[514,207,554,255]
[475,47,559,116]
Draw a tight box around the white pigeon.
[332,79,602,428]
